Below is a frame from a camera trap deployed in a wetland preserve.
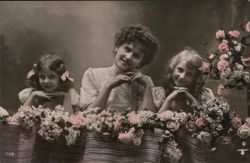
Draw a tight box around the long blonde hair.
[163,47,203,95]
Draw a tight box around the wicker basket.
[83,130,162,163]
[32,132,86,163]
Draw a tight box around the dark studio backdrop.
[0,0,249,117]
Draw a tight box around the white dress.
[80,65,159,113]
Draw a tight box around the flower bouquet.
[206,21,250,95]
[7,105,46,129]
[37,105,87,146]
[159,110,188,163]
[186,97,240,147]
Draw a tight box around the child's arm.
[158,87,197,113]
[47,91,74,114]
[87,74,130,110]
[62,93,74,114]
[23,91,51,106]
[158,90,178,113]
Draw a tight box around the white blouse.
[18,88,80,107]
[80,66,163,113]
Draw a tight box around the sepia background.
[0,0,249,117]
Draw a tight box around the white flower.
[234,44,242,52]
[222,39,229,44]
[0,106,9,118]
[235,63,244,71]
[237,125,250,139]
[209,54,215,60]
[232,40,238,45]
[197,131,212,143]
[227,51,232,56]
[219,54,229,60]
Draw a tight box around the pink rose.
[68,114,86,129]
[246,21,250,32]
[241,56,250,67]
[217,60,229,71]
[186,121,198,133]
[218,42,229,52]
[217,84,229,96]
[127,112,141,125]
[215,30,226,39]
[231,116,242,129]
[195,118,205,128]
[202,62,210,74]
[228,30,241,38]
[160,110,174,121]
[113,115,123,131]
[166,120,180,132]
[118,132,133,144]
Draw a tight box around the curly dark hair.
[162,47,204,95]
[25,54,73,92]
[114,24,159,67]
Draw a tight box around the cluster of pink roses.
[37,105,88,145]
[205,21,250,96]
[186,97,240,146]
[7,105,45,129]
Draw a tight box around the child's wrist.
[103,85,113,92]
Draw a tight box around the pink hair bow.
[61,71,74,82]
[27,69,35,79]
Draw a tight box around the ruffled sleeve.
[152,87,166,110]
[69,88,80,107]
[80,68,99,109]
[18,88,34,104]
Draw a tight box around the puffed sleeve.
[18,88,34,104]
[152,87,166,110]
[69,88,80,106]
[80,68,99,109]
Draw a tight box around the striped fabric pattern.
[83,130,162,163]
[0,124,36,163]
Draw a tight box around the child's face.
[114,42,145,72]
[39,67,60,92]
[173,60,196,87]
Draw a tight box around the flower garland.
[4,105,185,162]
[205,21,250,96]
[2,99,250,161]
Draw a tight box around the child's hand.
[107,74,131,89]
[174,87,198,104]
[166,87,188,101]
[126,72,151,87]
[31,91,51,100]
